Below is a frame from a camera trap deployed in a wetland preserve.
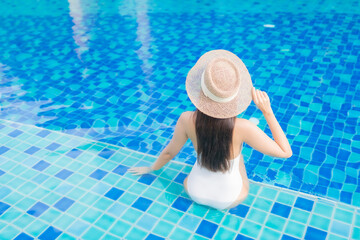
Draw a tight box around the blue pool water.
[0,0,359,239]
[1,0,359,206]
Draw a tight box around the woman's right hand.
[128,166,153,175]
[252,87,273,115]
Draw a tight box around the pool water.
[0,0,359,239]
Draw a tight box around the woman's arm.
[128,112,189,175]
[240,88,292,158]
[152,112,189,170]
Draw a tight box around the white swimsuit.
[186,154,243,210]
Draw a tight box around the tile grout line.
[1,153,180,239]
[0,158,122,239]
[1,118,358,211]
[0,127,212,239]
[1,118,359,239]
[257,188,281,240]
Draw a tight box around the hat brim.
[186,49,253,119]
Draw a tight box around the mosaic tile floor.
[0,119,359,240]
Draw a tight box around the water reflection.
[134,0,154,86]
[68,0,94,59]
[0,63,56,124]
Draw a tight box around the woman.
[129,50,292,210]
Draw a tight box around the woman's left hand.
[128,166,153,175]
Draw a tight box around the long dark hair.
[195,109,236,172]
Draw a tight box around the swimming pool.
[0,0,359,239]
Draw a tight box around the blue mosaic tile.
[145,234,165,240]
[174,172,187,184]
[98,148,115,159]
[45,143,61,151]
[67,219,89,236]
[108,203,127,218]
[330,220,351,238]
[196,219,218,238]
[54,197,75,212]
[179,214,201,232]
[137,214,157,231]
[8,130,23,138]
[235,234,254,240]
[281,234,299,240]
[55,169,73,180]
[36,130,51,138]
[105,187,124,201]
[0,202,10,215]
[0,146,10,154]
[132,197,153,212]
[294,197,314,212]
[26,202,49,217]
[32,160,50,171]
[0,121,358,240]
[95,214,115,230]
[32,174,49,184]
[229,204,250,218]
[38,226,62,240]
[340,191,352,205]
[271,202,292,218]
[305,226,327,240]
[24,146,40,155]
[112,164,129,176]
[92,182,111,195]
[14,232,34,240]
[138,174,157,185]
[89,169,108,180]
[0,186,12,199]
[171,196,192,212]
[66,149,82,159]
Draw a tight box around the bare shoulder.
[179,111,195,123]
[235,118,255,129]
[234,118,257,139]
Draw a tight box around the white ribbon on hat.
[201,71,238,103]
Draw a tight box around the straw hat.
[186,50,253,119]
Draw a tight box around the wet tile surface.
[0,120,359,239]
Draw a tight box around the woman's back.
[182,111,252,210]
[181,111,244,160]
